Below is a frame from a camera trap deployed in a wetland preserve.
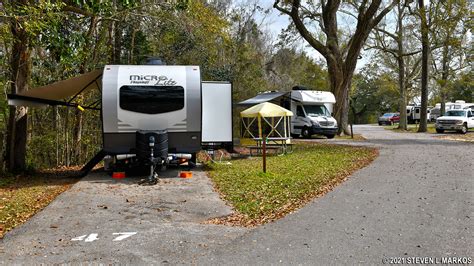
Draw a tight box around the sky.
[250,0,370,69]
[256,0,322,59]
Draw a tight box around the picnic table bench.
[249,137,293,156]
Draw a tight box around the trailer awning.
[238,91,288,106]
[8,69,103,110]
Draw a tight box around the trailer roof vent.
[145,57,166,65]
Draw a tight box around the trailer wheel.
[436,128,444,133]
[189,153,197,167]
[301,127,311,139]
[326,134,335,139]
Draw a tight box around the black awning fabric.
[238,91,288,106]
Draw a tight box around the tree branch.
[273,0,329,57]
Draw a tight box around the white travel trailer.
[406,105,431,124]
[429,100,474,121]
[239,87,338,138]
[8,64,233,182]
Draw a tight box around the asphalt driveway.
[1,125,472,264]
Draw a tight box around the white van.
[289,90,338,139]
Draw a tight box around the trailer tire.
[436,128,444,133]
[326,134,335,139]
[301,127,311,139]
[190,153,197,166]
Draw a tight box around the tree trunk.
[327,59,351,135]
[396,3,408,131]
[439,37,450,116]
[5,0,31,172]
[113,21,122,64]
[418,0,429,132]
[72,105,83,164]
[397,56,408,130]
[54,106,59,166]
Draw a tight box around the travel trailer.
[8,64,233,183]
[240,87,338,138]
[430,100,474,121]
[406,105,431,124]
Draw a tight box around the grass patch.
[436,132,474,143]
[384,123,436,133]
[0,168,79,238]
[301,134,365,141]
[335,134,366,140]
[206,143,378,226]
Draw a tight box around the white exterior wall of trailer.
[101,65,202,154]
[201,82,233,147]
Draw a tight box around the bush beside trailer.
[8,65,233,182]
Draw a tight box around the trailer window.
[120,85,184,114]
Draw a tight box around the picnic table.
[248,137,293,156]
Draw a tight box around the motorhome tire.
[291,133,300,138]
[436,128,444,133]
[301,127,311,138]
[326,134,335,139]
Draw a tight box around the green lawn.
[384,123,436,133]
[206,143,378,226]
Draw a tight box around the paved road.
[1,125,472,264]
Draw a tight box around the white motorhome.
[289,90,338,138]
[239,87,338,138]
[8,64,233,181]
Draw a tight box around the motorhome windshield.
[120,85,184,114]
[304,105,330,117]
[445,110,466,117]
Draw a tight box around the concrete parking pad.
[0,168,246,264]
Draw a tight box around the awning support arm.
[8,94,100,110]
[85,98,101,109]
[67,73,103,104]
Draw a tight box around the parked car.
[378,113,400,125]
[435,108,474,134]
